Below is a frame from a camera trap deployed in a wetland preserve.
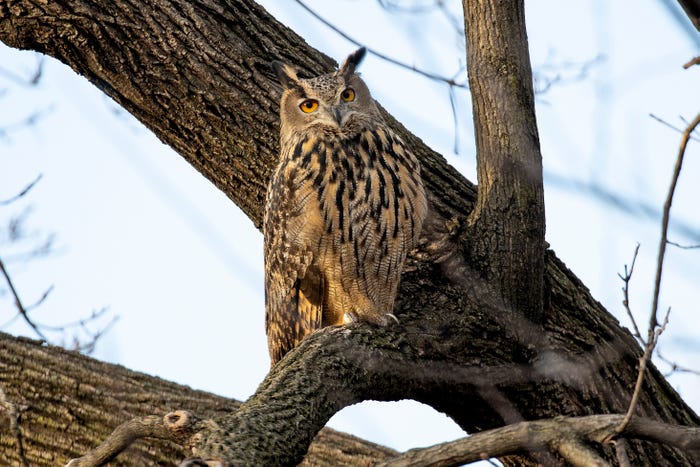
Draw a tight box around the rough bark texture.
[0,0,698,465]
[0,332,396,465]
[463,0,545,325]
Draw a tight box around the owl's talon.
[343,312,358,324]
[385,313,400,324]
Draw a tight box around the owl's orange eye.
[340,88,355,102]
[300,99,319,113]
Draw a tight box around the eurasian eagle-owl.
[264,48,427,365]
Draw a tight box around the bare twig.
[0,257,48,342]
[0,258,114,353]
[0,386,29,467]
[545,171,700,240]
[615,113,700,436]
[447,84,460,154]
[650,112,700,330]
[0,55,43,86]
[72,314,119,355]
[648,114,700,142]
[66,411,200,467]
[617,244,643,344]
[377,0,439,15]
[657,350,700,377]
[293,0,467,88]
[666,239,700,249]
[0,175,43,206]
[616,308,671,437]
[533,55,604,95]
[0,107,54,141]
[683,56,700,69]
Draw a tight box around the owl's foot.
[342,312,399,325]
[343,311,358,323]
[180,458,229,467]
[385,313,400,324]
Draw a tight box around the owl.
[264,48,427,365]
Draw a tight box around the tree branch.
[649,113,700,331]
[683,56,700,68]
[0,257,48,342]
[462,0,546,324]
[0,331,395,466]
[378,415,700,467]
[293,0,467,88]
[614,112,700,436]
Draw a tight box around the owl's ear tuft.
[271,61,300,89]
[339,47,367,78]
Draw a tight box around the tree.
[1,0,699,465]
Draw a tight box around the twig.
[533,55,604,95]
[0,175,43,206]
[0,55,43,86]
[649,112,700,330]
[293,0,467,88]
[614,113,700,436]
[615,306,671,437]
[656,350,700,377]
[37,306,110,332]
[0,386,29,467]
[683,56,700,69]
[377,0,438,15]
[617,243,643,344]
[648,114,700,142]
[666,239,700,249]
[0,107,54,142]
[66,411,200,467]
[0,257,48,342]
[0,255,115,351]
[545,171,700,240]
[447,84,460,154]
[73,314,119,354]
[616,112,700,434]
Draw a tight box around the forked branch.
[68,411,700,467]
[615,113,700,436]
[66,411,202,467]
[378,415,700,467]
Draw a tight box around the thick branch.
[462,0,545,325]
[0,332,395,466]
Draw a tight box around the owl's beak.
[332,106,345,127]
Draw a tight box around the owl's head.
[272,48,381,139]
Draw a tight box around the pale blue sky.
[1,0,699,459]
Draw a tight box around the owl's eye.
[340,88,355,102]
[299,99,319,113]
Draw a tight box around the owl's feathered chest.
[271,125,422,248]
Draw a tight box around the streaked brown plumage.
[264,48,427,365]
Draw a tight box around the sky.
[1,0,699,461]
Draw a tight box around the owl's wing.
[264,161,324,365]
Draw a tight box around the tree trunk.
[0,0,697,465]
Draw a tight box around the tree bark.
[0,332,395,465]
[0,0,698,465]
[463,0,545,325]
